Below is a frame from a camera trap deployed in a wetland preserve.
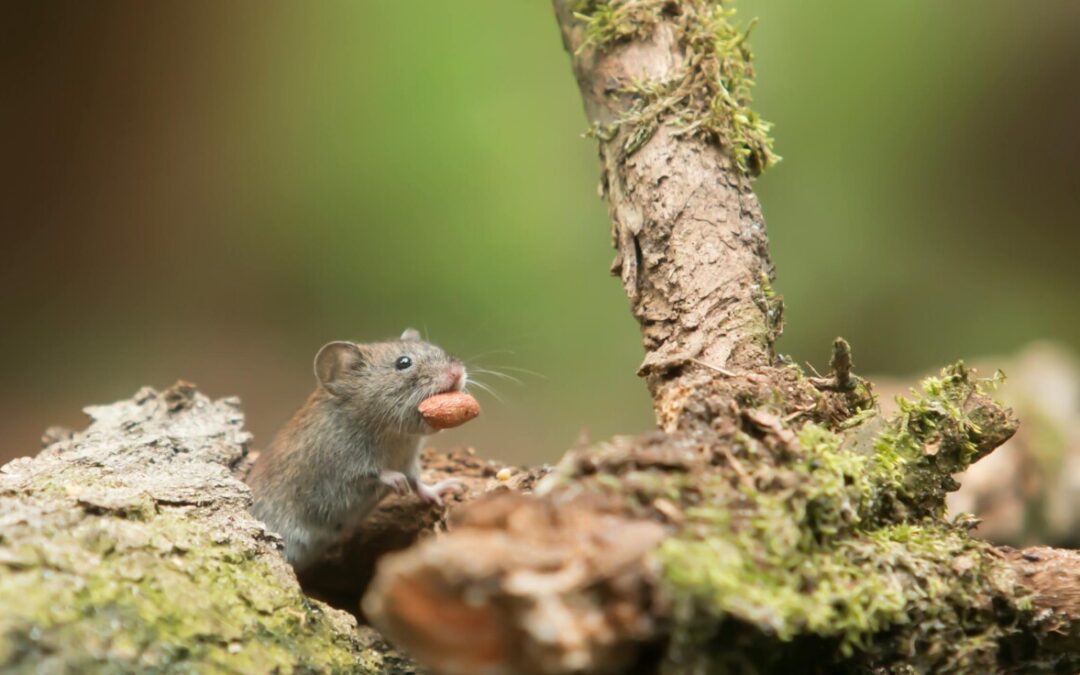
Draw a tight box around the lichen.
[0,384,376,673]
[575,0,780,175]
[0,509,366,673]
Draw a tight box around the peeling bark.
[365,492,665,675]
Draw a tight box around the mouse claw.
[415,479,464,507]
[431,478,465,496]
[416,483,444,507]
[379,470,411,496]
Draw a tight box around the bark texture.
[0,382,416,673]
[553,0,778,432]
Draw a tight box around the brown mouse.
[247,329,466,570]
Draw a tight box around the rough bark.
[552,0,778,432]
[362,3,1080,673]
[0,382,376,671]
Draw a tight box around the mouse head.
[314,329,466,434]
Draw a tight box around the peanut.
[418,392,480,430]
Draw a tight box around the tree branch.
[553,0,779,432]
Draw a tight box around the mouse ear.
[314,341,365,395]
[400,328,421,342]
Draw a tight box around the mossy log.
[361,2,1080,673]
[0,382,414,673]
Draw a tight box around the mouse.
[247,328,466,571]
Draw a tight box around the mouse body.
[247,329,465,570]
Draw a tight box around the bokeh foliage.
[1,1,1077,464]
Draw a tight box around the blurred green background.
[2,1,1077,466]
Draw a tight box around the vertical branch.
[553,0,781,430]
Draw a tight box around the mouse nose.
[446,364,466,391]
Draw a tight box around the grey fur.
[248,332,465,570]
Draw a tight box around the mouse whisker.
[485,365,549,380]
[465,349,518,363]
[470,368,523,385]
[466,379,503,404]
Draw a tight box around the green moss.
[0,510,365,673]
[575,0,780,175]
[636,364,1030,671]
[574,0,664,48]
[875,363,1011,519]
[661,520,1024,669]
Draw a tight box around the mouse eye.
[395,356,413,371]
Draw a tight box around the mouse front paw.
[415,478,465,507]
[378,470,411,496]
[430,478,465,497]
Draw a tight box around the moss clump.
[531,356,1029,670]
[0,509,366,673]
[875,364,1012,519]
[575,0,780,175]
[574,0,665,48]
[611,364,1027,671]
[661,522,1024,672]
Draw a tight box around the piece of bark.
[364,492,666,675]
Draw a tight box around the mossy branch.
[575,0,778,176]
[554,0,783,428]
